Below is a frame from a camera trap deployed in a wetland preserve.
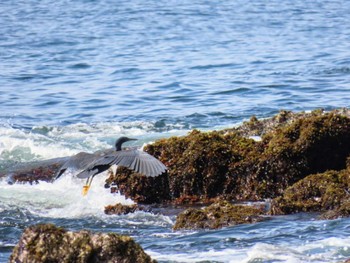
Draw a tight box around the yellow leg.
[82,177,93,196]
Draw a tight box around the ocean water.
[1,0,350,262]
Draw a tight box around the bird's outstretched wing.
[55,150,113,180]
[55,152,96,180]
[76,149,167,179]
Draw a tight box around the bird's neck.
[115,144,122,151]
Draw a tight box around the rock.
[0,157,68,184]
[104,203,145,215]
[5,109,350,208]
[270,168,350,215]
[108,110,350,205]
[105,167,171,204]
[232,109,311,137]
[318,201,350,220]
[231,108,350,137]
[9,224,156,263]
[110,130,257,203]
[173,201,266,230]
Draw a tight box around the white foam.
[0,126,78,161]
[0,172,134,219]
[147,248,248,263]
[244,243,303,263]
[147,235,350,263]
[0,122,188,163]
[249,135,262,141]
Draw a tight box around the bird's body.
[56,137,167,195]
[55,151,110,178]
[75,148,167,179]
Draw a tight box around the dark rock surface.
[104,203,145,215]
[270,168,350,218]
[9,224,156,263]
[109,110,350,205]
[0,157,68,184]
[173,201,266,230]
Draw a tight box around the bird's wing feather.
[75,155,117,179]
[75,149,167,179]
[112,149,167,177]
[121,149,167,177]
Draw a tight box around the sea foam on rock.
[9,223,156,263]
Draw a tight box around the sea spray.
[0,172,134,219]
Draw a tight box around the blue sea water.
[1,0,350,262]
[1,0,350,128]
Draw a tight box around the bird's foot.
[82,185,90,196]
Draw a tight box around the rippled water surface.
[1,0,350,128]
[1,0,350,262]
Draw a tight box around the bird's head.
[115,136,137,151]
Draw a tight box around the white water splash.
[0,126,78,161]
[0,172,134,219]
[0,122,187,164]
[148,238,350,263]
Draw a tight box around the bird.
[56,137,167,195]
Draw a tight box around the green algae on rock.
[270,168,350,216]
[105,166,171,204]
[246,111,350,200]
[108,129,259,203]
[9,224,156,263]
[173,201,266,230]
[318,200,350,220]
[232,108,350,137]
[108,110,350,205]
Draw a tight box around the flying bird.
[56,137,167,195]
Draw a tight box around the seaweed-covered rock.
[232,110,312,137]
[104,203,144,215]
[232,108,350,137]
[9,224,156,263]
[147,130,260,200]
[173,201,265,230]
[145,130,258,201]
[106,167,170,204]
[318,200,350,220]
[270,168,350,215]
[109,110,350,204]
[248,112,350,199]
[107,130,257,203]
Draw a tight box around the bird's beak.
[128,138,137,141]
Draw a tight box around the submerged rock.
[104,203,145,215]
[173,201,265,230]
[9,224,156,263]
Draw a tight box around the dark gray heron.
[56,137,167,195]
